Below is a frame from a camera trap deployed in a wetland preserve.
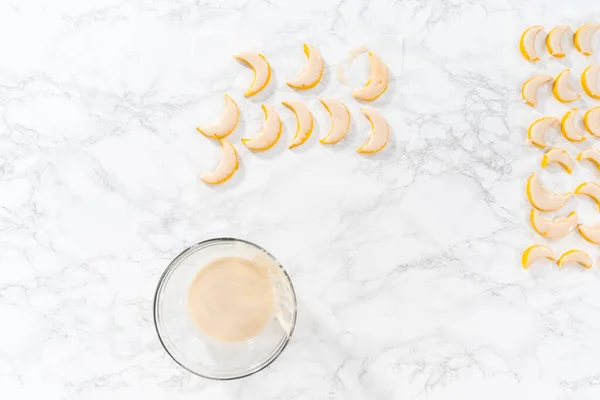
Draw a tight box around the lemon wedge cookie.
[526,173,571,211]
[581,65,600,100]
[200,139,239,185]
[286,44,324,90]
[242,104,282,151]
[577,148,600,172]
[196,95,240,139]
[541,148,573,173]
[574,23,600,56]
[520,25,544,62]
[561,109,586,142]
[527,117,560,148]
[319,98,351,145]
[574,182,600,211]
[546,25,570,57]
[557,250,592,269]
[553,69,580,103]
[234,52,272,97]
[530,209,577,239]
[356,107,390,154]
[522,75,553,107]
[282,99,314,149]
[584,107,600,137]
[352,52,389,101]
[578,222,600,244]
[522,245,556,269]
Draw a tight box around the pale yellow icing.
[522,75,553,106]
[200,139,238,184]
[522,245,556,269]
[584,107,600,136]
[526,173,571,211]
[553,69,579,102]
[574,182,600,209]
[558,250,592,268]
[286,44,324,90]
[542,148,573,173]
[577,148,600,170]
[282,99,314,149]
[561,109,586,142]
[234,52,271,97]
[187,256,273,342]
[578,222,600,244]
[528,117,560,148]
[196,94,239,139]
[521,26,543,61]
[547,25,570,57]
[242,104,282,151]
[336,45,370,86]
[575,24,600,55]
[531,209,577,239]
[319,98,351,145]
[357,107,390,154]
[352,52,389,101]
[582,65,600,97]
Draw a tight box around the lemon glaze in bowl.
[154,238,297,380]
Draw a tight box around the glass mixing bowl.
[153,238,297,380]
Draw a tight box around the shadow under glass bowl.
[153,238,297,380]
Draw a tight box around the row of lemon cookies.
[537,148,600,174]
[523,246,593,269]
[198,100,390,184]
[233,45,388,100]
[198,44,391,185]
[522,66,600,106]
[527,107,600,147]
[520,24,599,61]
[197,96,388,148]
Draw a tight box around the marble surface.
[3,0,600,398]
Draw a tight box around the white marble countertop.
[3,0,600,398]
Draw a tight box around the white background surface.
[2,0,600,398]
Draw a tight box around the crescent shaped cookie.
[541,148,573,174]
[528,117,560,148]
[319,98,351,145]
[546,25,570,57]
[574,182,600,211]
[577,148,600,172]
[352,52,389,101]
[561,109,586,142]
[282,99,314,149]
[241,104,282,151]
[522,75,553,107]
[356,107,390,154]
[574,24,600,56]
[553,69,579,103]
[579,222,600,244]
[234,52,272,97]
[520,25,544,62]
[522,245,556,269]
[557,250,592,269]
[530,209,577,239]
[286,44,325,90]
[584,107,600,137]
[582,65,600,100]
[196,94,240,139]
[526,173,571,211]
[201,139,239,184]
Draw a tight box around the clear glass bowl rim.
[153,237,298,380]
